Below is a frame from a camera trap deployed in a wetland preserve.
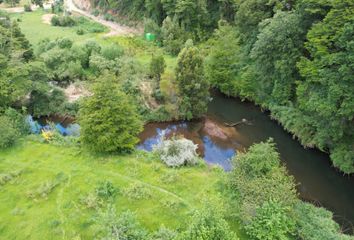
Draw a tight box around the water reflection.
[138,122,237,171]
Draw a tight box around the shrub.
[76,16,106,33]
[180,199,238,240]
[76,28,84,35]
[24,4,32,12]
[150,226,177,240]
[91,9,100,16]
[103,13,114,21]
[95,206,147,240]
[154,137,199,167]
[123,182,151,200]
[0,170,22,185]
[95,181,117,199]
[228,139,298,223]
[80,192,102,209]
[4,108,30,135]
[293,202,351,240]
[51,15,76,27]
[0,116,19,149]
[245,200,295,240]
[101,44,124,60]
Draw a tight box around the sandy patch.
[64,83,91,102]
[42,13,55,25]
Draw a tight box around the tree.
[250,11,305,105]
[32,0,44,7]
[296,0,354,173]
[161,16,186,55]
[78,73,143,153]
[150,54,166,84]
[205,24,243,96]
[176,43,209,120]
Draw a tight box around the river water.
[138,92,354,232]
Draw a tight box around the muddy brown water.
[138,91,354,233]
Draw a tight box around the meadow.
[0,137,246,239]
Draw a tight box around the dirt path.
[66,0,142,37]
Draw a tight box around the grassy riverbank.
[0,138,246,239]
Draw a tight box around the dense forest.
[0,0,354,238]
[86,0,354,173]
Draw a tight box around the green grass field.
[12,10,106,46]
[12,10,177,72]
[0,138,245,239]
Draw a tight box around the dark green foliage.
[161,16,186,55]
[37,38,85,84]
[204,0,354,173]
[229,140,297,237]
[101,44,124,60]
[28,88,67,117]
[51,15,76,27]
[24,4,32,12]
[95,181,117,199]
[78,73,143,153]
[205,24,242,96]
[244,200,295,240]
[293,202,352,240]
[250,11,305,105]
[176,44,209,120]
[295,0,354,173]
[0,116,19,149]
[180,199,238,240]
[51,0,64,13]
[4,108,30,135]
[150,54,166,83]
[32,0,44,7]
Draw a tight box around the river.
[138,91,354,232]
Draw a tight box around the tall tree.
[250,11,305,105]
[296,0,354,173]
[176,42,209,120]
[79,73,143,153]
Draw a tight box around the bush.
[51,15,76,27]
[76,28,84,35]
[245,200,295,240]
[4,108,30,135]
[91,9,100,16]
[95,206,147,240]
[76,16,106,33]
[293,202,351,240]
[103,13,114,21]
[101,44,124,60]
[24,4,32,12]
[154,137,199,167]
[123,182,151,200]
[150,226,177,240]
[0,116,19,149]
[95,180,117,199]
[180,199,238,240]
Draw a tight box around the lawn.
[12,10,107,46]
[0,138,245,239]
